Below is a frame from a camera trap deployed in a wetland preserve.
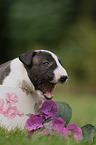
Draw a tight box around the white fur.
[2,58,35,92]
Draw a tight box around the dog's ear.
[19,51,36,66]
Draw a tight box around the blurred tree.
[7,0,73,53]
[0,0,12,63]
[0,0,81,60]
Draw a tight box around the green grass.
[0,90,96,145]
[53,91,96,127]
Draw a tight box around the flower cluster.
[0,93,24,119]
[26,100,83,141]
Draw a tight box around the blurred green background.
[0,0,96,92]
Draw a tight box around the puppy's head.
[19,50,68,100]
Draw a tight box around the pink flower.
[67,124,83,141]
[74,127,83,141]
[26,114,44,131]
[6,93,18,104]
[60,127,69,138]
[18,111,24,117]
[4,103,18,119]
[39,100,57,119]
[52,117,66,133]
[0,99,5,114]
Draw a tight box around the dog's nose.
[59,75,68,83]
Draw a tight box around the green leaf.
[55,101,72,126]
[34,103,39,114]
[81,124,96,142]
[26,113,31,117]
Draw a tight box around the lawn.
[0,87,96,145]
[53,91,96,127]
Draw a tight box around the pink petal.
[18,112,24,117]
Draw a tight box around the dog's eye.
[43,61,50,66]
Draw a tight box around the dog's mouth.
[41,82,56,100]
